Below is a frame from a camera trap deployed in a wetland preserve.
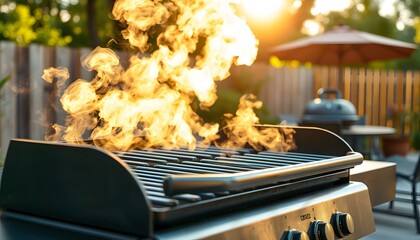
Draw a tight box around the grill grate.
[115,147,335,207]
[0,127,366,237]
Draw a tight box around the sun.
[240,0,285,22]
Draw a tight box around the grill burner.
[0,126,375,240]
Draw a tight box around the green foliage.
[0,4,71,46]
[0,1,119,48]
[414,19,420,44]
[0,75,10,90]
[409,111,420,150]
[0,4,37,45]
[412,131,420,150]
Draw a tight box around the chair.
[383,154,420,233]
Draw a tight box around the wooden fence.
[0,42,95,156]
[259,64,420,129]
[1,42,419,156]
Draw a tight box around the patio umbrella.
[270,24,417,90]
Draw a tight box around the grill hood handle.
[163,152,363,196]
[318,88,342,99]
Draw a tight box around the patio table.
[341,125,396,160]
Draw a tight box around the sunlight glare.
[302,20,323,36]
[241,0,284,22]
[302,19,322,36]
[311,0,352,15]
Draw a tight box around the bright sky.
[311,0,352,15]
[241,0,285,22]
[240,0,412,36]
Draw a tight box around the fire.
[219,94,295,151]
[42,0,294,151]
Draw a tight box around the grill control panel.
[285,214,353,240]
[331,212,354,238]
[156,182,375,240]
[284,229,309,240]
[310,220,335,240]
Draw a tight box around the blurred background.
[0,0,419,160]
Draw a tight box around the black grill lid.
[302,88,359,124]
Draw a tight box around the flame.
[43,0,294,152]
[41,67,70,89]
[219,94,295,151]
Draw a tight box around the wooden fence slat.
[396,71,405,112]
[387,72,396,127]
[379,69,388,126]
[42,47,57,135]
[272,67,280,114]
[372,69,381,125]
[0,41,17,157]
[343,67,351,100]
[405,71,413,132]
[350,68,359,111]
[55,47,72,126]
[81,48,94,81]
[304,67,313,115]
[276,67,283,114]
[413,71,420,112]
[284,68,292,114]
[300,67,312,118]
[357,68,366,116]
[291,67,299,113]
[16,47,31,138]
[405,71,413,111]
[329,67,337,89]
[262,67,271,112]
[29,44,46,140]
[313,67,322,98]
[365,69,373,125]
[321,66,329,89]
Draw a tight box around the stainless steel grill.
[0,126,376,240]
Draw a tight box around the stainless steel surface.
[0,128,376,239]
[155,182,375,240]
[342,126,396,160]
[350,160,396,206]
[341,126,396,136]
[164,152,364,195]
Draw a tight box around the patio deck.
[363,152,420,239]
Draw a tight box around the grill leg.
[413,183,420,234]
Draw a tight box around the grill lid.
[303,88,359,124]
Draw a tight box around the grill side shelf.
[163,152,364,196]
[0,139,152,238]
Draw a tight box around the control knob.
[331,212,354,238]
[284,229,309,240]
[312,220,335,240]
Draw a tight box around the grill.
[302,88,359,128]
[0,126,375,240]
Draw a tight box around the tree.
[301,0,420,70]
[0,0,120,48]
[0,2,71,46]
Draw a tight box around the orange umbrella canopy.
[270,25,417,65]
